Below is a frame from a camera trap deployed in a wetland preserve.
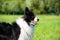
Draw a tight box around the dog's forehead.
[25,7,34,15]
[25,10,34,16]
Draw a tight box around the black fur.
[0,22,20,40]
[24,7,35,23]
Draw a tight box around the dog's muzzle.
[34,17,39,22]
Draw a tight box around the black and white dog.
[0,7,39,40]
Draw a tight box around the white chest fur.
[16,18,34,40]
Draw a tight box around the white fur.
[34,17,38,22]
[16,18,34,40]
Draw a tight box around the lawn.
[0,15,60,40]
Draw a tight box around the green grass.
[0,15,60,40]
[0,15,22,23]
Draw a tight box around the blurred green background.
[0,0,60,40]
[0,0,60,15]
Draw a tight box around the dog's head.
[24,7,39,24]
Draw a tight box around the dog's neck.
[21,16,30,25]
[16,18,33,40]
[16,18,30,34]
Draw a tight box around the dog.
[0,7,39,40]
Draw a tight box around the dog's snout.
[34,17,39,22]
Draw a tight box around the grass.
[0,15,60,40]
[0,15,22,23]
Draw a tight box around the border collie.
[0,7,39,40]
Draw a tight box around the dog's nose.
[37,19,39,22]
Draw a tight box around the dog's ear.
[25,7,29,11]
[24,7,30,16]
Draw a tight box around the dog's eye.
[32,16,35,18]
